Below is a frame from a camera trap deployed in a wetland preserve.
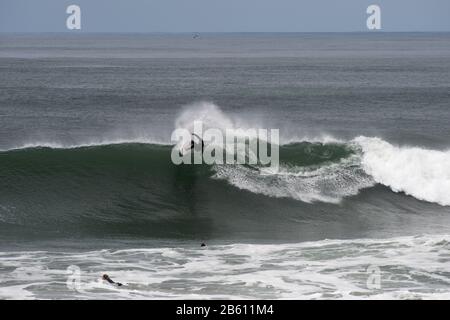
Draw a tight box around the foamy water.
[0,234,449,300]
[356,137,450,206]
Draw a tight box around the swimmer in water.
[102,274,123,287]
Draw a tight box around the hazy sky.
[1,0,450,32]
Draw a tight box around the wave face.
[0,141,365,215]
[1,134,450,239]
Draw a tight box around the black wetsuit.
[103,274,123,287]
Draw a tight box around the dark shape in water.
[103,274,123,287]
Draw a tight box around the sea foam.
[355,136,450,206]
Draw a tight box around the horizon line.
[2,31,450,34]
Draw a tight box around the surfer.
[177,133,204,158]
[188,133,204,152]
[102,274,123,287]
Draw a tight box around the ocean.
[0,33,449,299]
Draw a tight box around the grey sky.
[1,0,450,32]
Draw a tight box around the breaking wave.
[1,102,449,215]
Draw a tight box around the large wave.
[1,102,449,211]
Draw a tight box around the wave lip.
[1,137,169,152]
[355,136,450,206]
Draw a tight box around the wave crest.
[355,136,450,206]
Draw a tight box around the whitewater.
[0,234,449,300]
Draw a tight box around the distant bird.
[193,33,200,39]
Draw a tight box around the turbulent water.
[0,33,450,299]
[1,235,449,299]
